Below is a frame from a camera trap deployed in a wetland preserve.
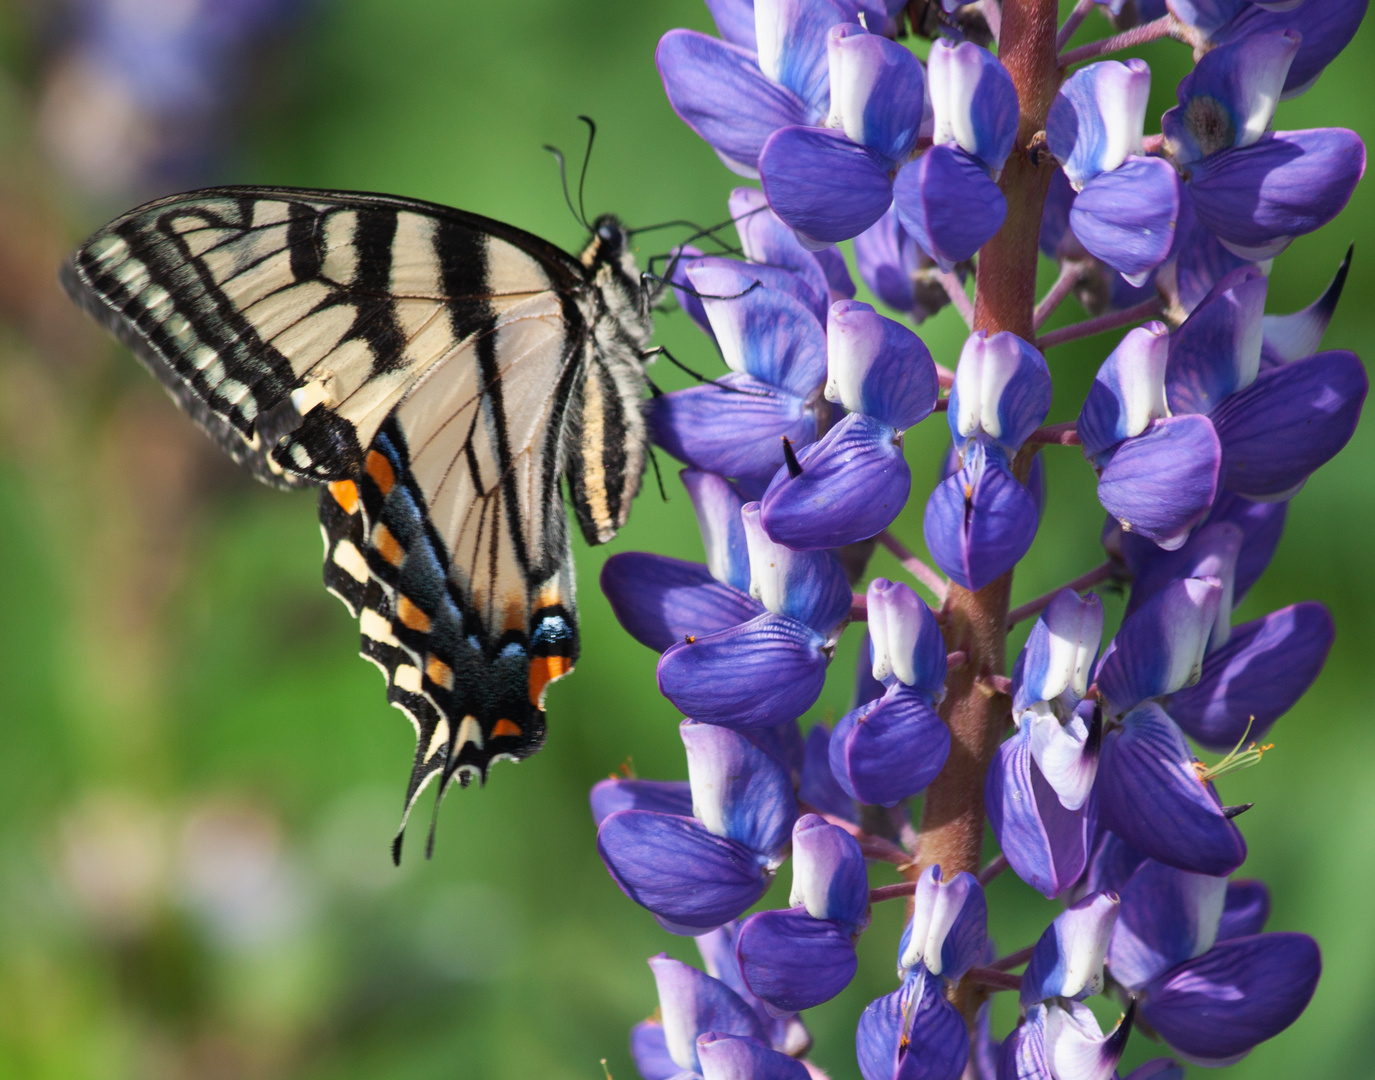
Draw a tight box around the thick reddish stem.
[914,0,1062,1029]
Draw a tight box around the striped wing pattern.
[62,186,643,858]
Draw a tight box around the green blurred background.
[0,1,1369,1077]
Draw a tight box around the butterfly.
[62,185,660,859]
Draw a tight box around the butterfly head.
[582,213,655,339]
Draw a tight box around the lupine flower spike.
[603,1,1365,1076]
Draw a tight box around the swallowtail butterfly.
[62,186,657,858]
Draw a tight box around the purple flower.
[760,301,938,549]
[925,331,1051,589]
[829,579,950,805]
[1162,31,1366,259]
[1105,855,1321,1065]
[734,815,870,1011]
[597,721,797,934]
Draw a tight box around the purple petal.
[729,187,833,316]
[1168,207,1252,316]
[760,413,911,549]
[656,30,811,176]
[1165,31,1300,163]
[684,720,798,859]
[1167,601,1333,750]
[986,724,1093,898]
[867,577,948,695]
[1042,1000,1134,1080]
[591,778,694,827]
[813,244,856,300]
[893,146,1008,271]
[1070,157,1181,281]
[648,372,822,484]
[736,907,858,1012]
[650,955,768,1072]
[685,252,830,323]
[1026,703,1100,813]
[799,723,857,821]
[683,469,753,592]
[1096,414,1222,551]
[690,264,829,396]
[1165,266,1267,416]
[1218,879,1271,940]
[1097,703,1247,876]
[924,448,1040,591]
[830,684,951,807]
[1040,166,1080,261]
[1107,859,1227,990]
[1142,933,1320,1064]
[997,1004,1051,1080]
[667,246,716,339]
[759,126,894,244]
[927,40,1019,173]
[790,814,870,926]
[599,813,772,932]
[658,613,829,729]
[1097,575,1224,711]
[825,300,939,429]
[858,970,969,1080]
[705,0,758,49]
[631,1020,682,1080]
[1021,892,1121,1006]
[1126,521,1242,653]
[1188,128,1366,257]
[853,632,888,710]
[949,330,1053,453]
[829,28,927,162]
[697,1032,812,1080]
[854,205,947,317]
[900,865,989,983]
[742,503,854,631]
[1262,245,1350,366]
[1016,589,1104,709]
[1215,0,1367,96]
[1047,60,1151,186]
[755,0,851,113]
[1082,826,1148,896]
[1213,350,1368,497]
[1077,322,1171,464]
[1125,518,1245,625]
[601,553,765,653]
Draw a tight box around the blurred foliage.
[0,1,1370,1077]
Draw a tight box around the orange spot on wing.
[397,595,432,633]
[492,718,522,738]
[527,654,572,708]
[536,585,565,610]
[329,479,359,515]
[425,654,454,690]
[372,523,404,567]
[365,450,395,495]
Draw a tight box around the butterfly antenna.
[648,445,669,503]
[576,115,597,230]
[642,345,760,396]
[543,143,585,230]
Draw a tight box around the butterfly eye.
[597,221,620,245]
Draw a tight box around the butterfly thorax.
[580,214,654,355]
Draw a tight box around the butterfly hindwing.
[67,187,652,853]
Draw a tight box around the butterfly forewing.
[64,186,651,855]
